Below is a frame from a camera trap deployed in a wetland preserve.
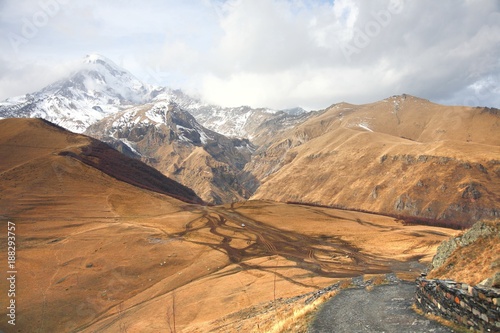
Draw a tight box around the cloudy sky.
[0,0,499,110]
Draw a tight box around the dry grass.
[428,234,500,285]
[248,277,360,333]
[412,304,470,333]
[252,290,339,333]
[364,274,387,291]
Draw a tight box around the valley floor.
[0,197,458,332]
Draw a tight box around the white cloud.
[0,0,499,109]
[198,0,500,109]
[0,57,80,99]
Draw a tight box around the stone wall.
[415,277,500,332]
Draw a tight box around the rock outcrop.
[432,222,500,270]
[429,221,500,286]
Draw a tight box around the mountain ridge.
[0,54,153,133]
[0,117,203,206]
[0,54,308,139]
[249,95,500,226]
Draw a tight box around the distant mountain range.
[0,54,306,137]
[2,54,499,224]
[0,54,309,203]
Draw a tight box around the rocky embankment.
[413,220,500,331]
[429,221,500,286]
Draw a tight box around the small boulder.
[478,278,492,288]
[491,272,500,288]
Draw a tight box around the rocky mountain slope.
[85,101,255,204]
[250,95,500,226]
[150,87,309,139]
[0,55,308,203]
[0,118,202,209]
[187,104,308,140]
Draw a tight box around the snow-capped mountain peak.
[0,54,153,133]
[0,54,308,137]
[83,53,110,64]
[43,53,152,104]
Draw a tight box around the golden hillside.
[250,95,500,227]
[0,118,457,332]
[0,118,202,209]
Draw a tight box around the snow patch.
[145,103,169,124]
[199,130,210,144]
[358,123,373,132]
[119,138,141,155]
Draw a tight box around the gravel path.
[309,282,455,333]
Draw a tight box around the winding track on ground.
[185,206,397,279]
[73,205,443,332]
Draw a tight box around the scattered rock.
[417,155,429,163]
[461,183,481,200]
[431,222,498,270]
[478,278,492,288]
[351,276,365,287]
[395,196,404,210]
[475,163,488,174]
[461,163,472,169]
[491,272,500,288]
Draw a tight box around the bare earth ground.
[309,282,454,333]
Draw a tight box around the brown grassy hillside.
[0,118,202,205]
[428,220,500,285]
[0,119,457,332]
[250,95,500,227]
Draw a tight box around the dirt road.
[309,282,455,333]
